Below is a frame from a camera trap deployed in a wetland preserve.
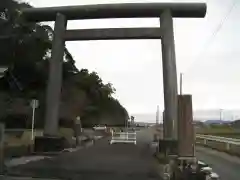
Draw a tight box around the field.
[196,126,240,139]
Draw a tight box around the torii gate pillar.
[44,13,67,136]
[160,10,178,140]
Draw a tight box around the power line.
[205,0,237,49]
[184,0,238,74]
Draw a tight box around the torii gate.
[21,3,206,142]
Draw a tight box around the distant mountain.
[193,109,240,121]
[131,109,240,123]
[204,120,231,124]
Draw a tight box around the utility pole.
[180,73,183,95]
[156,105,159,124]
[125,116,128,132]
[219,109,223,121]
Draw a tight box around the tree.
[0,0,78,97]
[0,0,129,128]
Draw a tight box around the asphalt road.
[7,128,161,180]
[196,146,240,180]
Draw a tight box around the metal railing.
[196,134,240,155]
[196,134,240,145]
[110,131,137,145]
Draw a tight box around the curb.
[4,156,51,168]
[0,175,61,180]
[4,136,104,168]
[196,143,240,157]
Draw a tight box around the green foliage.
[0,0,78,97]
[67,69,127,124]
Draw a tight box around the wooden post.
[178,95,195,157]
[163,111,168,139]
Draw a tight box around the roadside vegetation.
[0,0,129,156]
[195,120,240,139]
[0,0,129,128]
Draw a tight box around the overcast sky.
[25,0,240,116]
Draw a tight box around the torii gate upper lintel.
[21,3,206,21]
[20,3,206,140]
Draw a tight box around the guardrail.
[110,131,137,145]
[196,134,240,156]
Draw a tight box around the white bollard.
[203,139,207,145]
[226,143,230,151]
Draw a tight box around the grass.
[4,128,75,158]
[5,128,74,145]
[196,126,240,139]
